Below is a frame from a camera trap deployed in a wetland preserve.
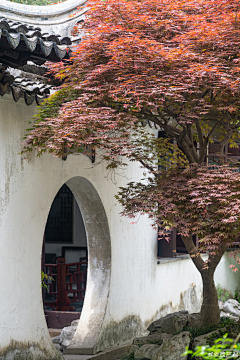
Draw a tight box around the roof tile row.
[0,66,53,105]
[0,17,72,67]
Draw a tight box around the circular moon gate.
[65,176,111,355]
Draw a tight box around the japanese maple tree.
[23,0,240,325]
[116,136,240,326]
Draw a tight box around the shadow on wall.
[93,284,202,353]
[143,284,202,332]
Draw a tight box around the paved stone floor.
[63,353,122,360]
[62,343,130,360]
[64,357,122,360]
[64,357,123,360]
[64,355,94,360]
[63,354,123,360]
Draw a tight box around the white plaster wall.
[0,0,87,37]
[0,94,239,357]
[215,252,240,297]
[73,199,87,247]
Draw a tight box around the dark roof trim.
[11,83,50,105]
[0,18,72,45]
[0,67,53,105]
[0,17,73,68]
[1,82,51,106]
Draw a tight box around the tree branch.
[208,243,228,271]
[138,159,155,173]
[194,120,204,148]
[204,115,226,146]
[177,125,199,163]
[182,236,205,273]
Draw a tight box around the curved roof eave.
[0,0,88,36]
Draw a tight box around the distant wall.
[45,198,87,263]
[215,252,240,298]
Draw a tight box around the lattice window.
[45,184,73,243]
[157,232,197,258]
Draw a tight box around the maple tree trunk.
[200,270,220,326]
[182,236,227,327]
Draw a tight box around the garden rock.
[220,311,238,321]
[152,331,191,360]
[59,325,77,348]
[134,344,160,359]
[53,343,62,353]
[130,333,173,354]
[159,333,174,341]
[192,328,227,350]
[218,301,224,311]
[52,335,61,344]
[133,333,173,347]
[134,331,190,360]
[223,299,240,317]
[187,313,201,328]
[147,311,189,334]
[129,344,139,355]
[70,319,80,327]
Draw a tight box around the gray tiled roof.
[0,66,53,105]
[0,16,72,68]
[11,77,53,105]
[0,1,86,106]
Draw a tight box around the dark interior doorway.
[42,184,88,328]
[45,184,73,244]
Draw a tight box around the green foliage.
[183,333,240,359]
[212,323,240,347]
[41,271,54,290]
[182,318,236,340]
[219,318,236,327]
[23,88,84,157]
[235,289,240,304]
[123,321,240,360]
[217,284,230,303]
[7,0,65,5]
